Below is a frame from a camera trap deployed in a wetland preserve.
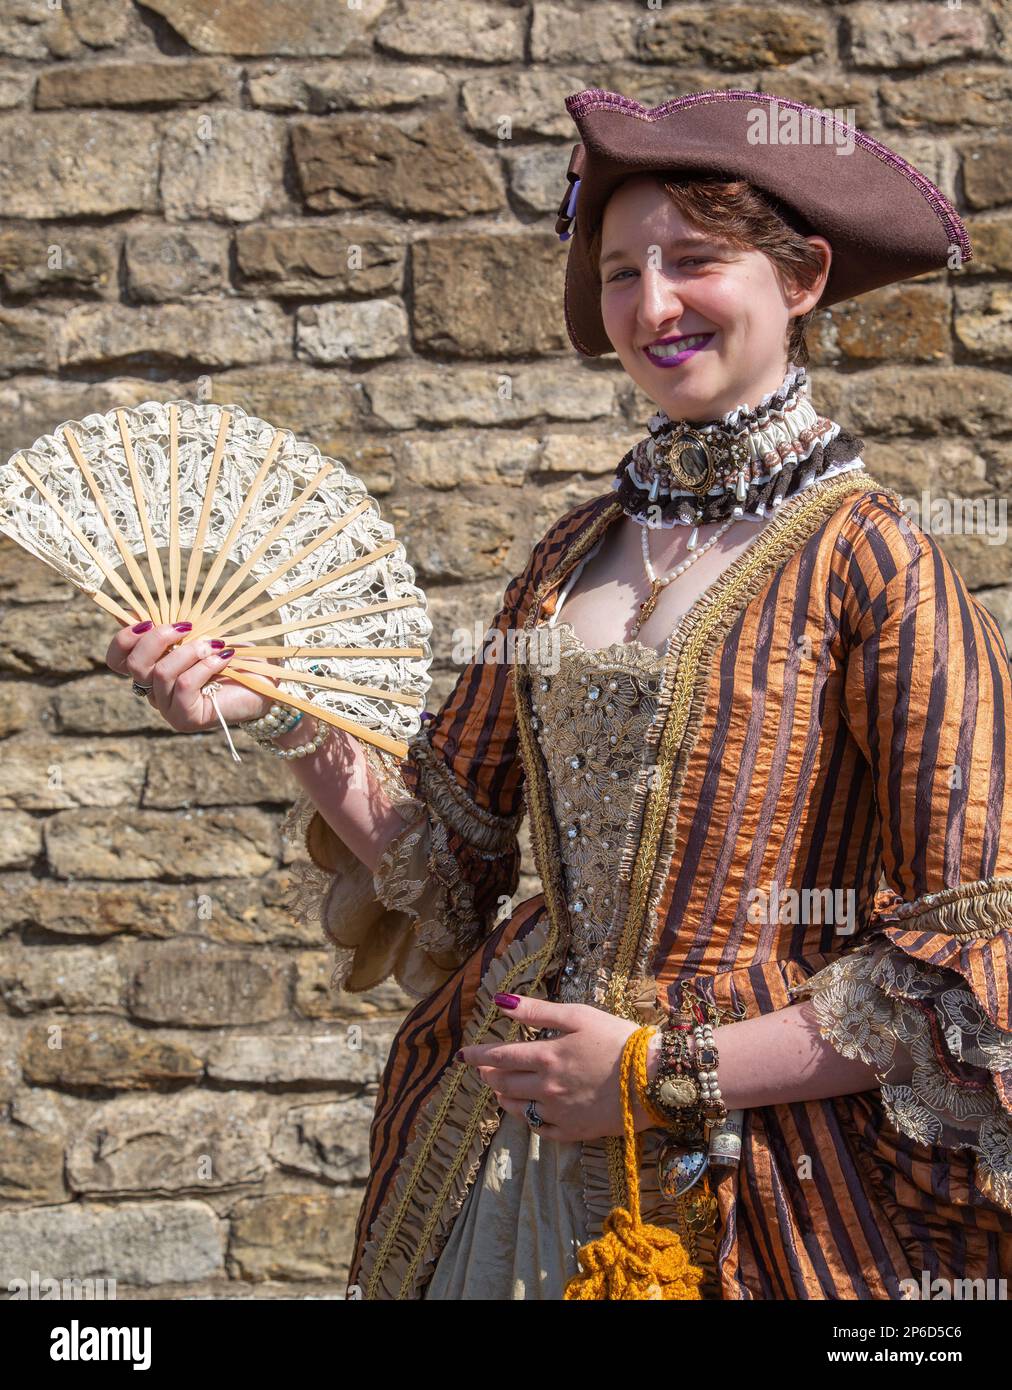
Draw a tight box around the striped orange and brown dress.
[291,467,1012,1299]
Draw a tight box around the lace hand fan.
[0,399,433,760]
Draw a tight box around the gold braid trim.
[361,498,622,1300]
[878,877,1012,940]
[602,470,886,1212]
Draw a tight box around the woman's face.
[598,174,831,422]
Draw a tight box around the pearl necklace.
[630,517,735,637]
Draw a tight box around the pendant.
[633,580,663,634]
[655,423,716,495]
[657,1138,719,1233]
[682,1179,719,1235]
[657,1136,709,1199]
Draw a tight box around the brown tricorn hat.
[556,88,972,358]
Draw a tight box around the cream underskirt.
[422,1109,589,1300]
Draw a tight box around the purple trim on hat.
[564,88,971,263]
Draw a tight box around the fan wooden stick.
[168,402,182,623]
[104,610,422,759]
[185,426,291,630]
[184,530,400,644]
[222,665,412,758]
[229,645,426,659]
[10,449,153,625]
[228,656,424,706]
[215,594,420,647]
[177,408,233,622]
[183,458,340,633]
[115,407,171,625]
[187,533,400,644]
[185,487,369,640]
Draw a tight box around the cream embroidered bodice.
[529,619,666,1007]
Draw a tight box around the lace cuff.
[790,878,1012,1214]
[282,734,523,1000]
[363,732,524,984]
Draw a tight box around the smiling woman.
[290,88,1012,1303]
[588,175,829,411]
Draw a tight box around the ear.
[787,236,833,319]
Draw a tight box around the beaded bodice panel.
[529,620,666,1007]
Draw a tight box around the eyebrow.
[599,235,716,269]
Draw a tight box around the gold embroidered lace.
[528,620,665,1005]
[792,882,1012,1213]
[422,620,695,1299]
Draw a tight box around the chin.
[621,352,725,417]
[655,376,722,413]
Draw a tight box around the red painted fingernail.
[218,648,235,659]
[494,993,520,1009]
[455,1050,465,1062]
[132,621,153,633]
[210,639,225,649]
[173,622,192,631]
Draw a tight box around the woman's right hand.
[105,619,278,733]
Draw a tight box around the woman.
[108,90,1012,1300]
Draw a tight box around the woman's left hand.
[457,993,661,1142]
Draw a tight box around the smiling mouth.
[644,332,714,359]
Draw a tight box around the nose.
[636,262,684,339]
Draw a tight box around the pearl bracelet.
[272,719,331,760]
[239,702,332,759]
[241,701,302,741]
[692,1019,728,1125]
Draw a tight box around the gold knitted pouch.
[563,1026,706,1300]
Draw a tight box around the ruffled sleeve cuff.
[789,877,1012,1215]
[282,734,523,1001]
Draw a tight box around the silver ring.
[524,1100,543,1131]
[131,680,153,698]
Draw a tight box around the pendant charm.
[683,1180,719,1234]
[657,1140,720,1232]
[657,1136,708,1198]
[635,580,663,632]
[655,423,716,495]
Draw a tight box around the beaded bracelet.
[642,1019,702,1137]
[239,702,332,760]
[692,1017,728,1125]
[638,1009,728,1137]
[241,702,303,745]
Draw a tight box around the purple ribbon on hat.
[558,178,580,241]
[555,143,586,241]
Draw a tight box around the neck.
[675,361,796,426]
[612,363,866,533]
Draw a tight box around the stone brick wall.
[0,0,1009,1299]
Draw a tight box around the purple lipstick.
[643,331,715,368]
